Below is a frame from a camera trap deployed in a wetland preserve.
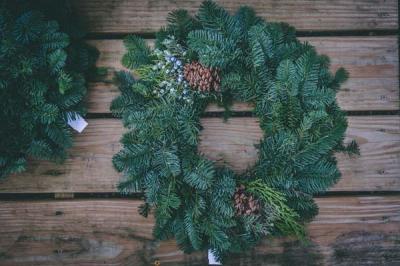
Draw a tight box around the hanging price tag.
[67,113,88,133]
[208,249,221,265]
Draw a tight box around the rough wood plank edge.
[86,36,399,113]
[71,0,398,33]
[0,196,399,265]
[0,116,398,193]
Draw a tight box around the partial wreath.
[0,0,98,178]
[110,0,359,261]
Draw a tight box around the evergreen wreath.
[111,1,359,261]
[0,0,98,178]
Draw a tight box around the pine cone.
[183,61,220,92]
[233,184,260,216]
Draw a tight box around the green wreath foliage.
[111,0,359,260]
[0,0,98,178]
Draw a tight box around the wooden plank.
[0,116,398,193]
[234,196,400,265]
[0,199,204,266]
[72,0,398,33]
[86,36,399,113]
[0,196,399,265]
[199,116,400,192]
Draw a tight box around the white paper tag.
[208,249,221,265]
[67,113,88,133]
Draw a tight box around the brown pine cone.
[233,184,260,216]
[183,61,220,92]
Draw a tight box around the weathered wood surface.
[86,36,399,113]
[0,116,398,193]
[0,196,399,265]
[200,116,400,192]
[1,1,399,264]
[72,0,398,33]
[238,196,400,266]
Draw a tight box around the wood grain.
[72,0,398,33]
[0,196,399,265]
[0,116,398,193]
[86,36,399,113]
[0,2,398,265]
[235,196,400,266]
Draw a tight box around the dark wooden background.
[0,1,399,265]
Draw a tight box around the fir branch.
[247,179,305,239]
[122,35,152,69]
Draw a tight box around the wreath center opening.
[198,115,262,173]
